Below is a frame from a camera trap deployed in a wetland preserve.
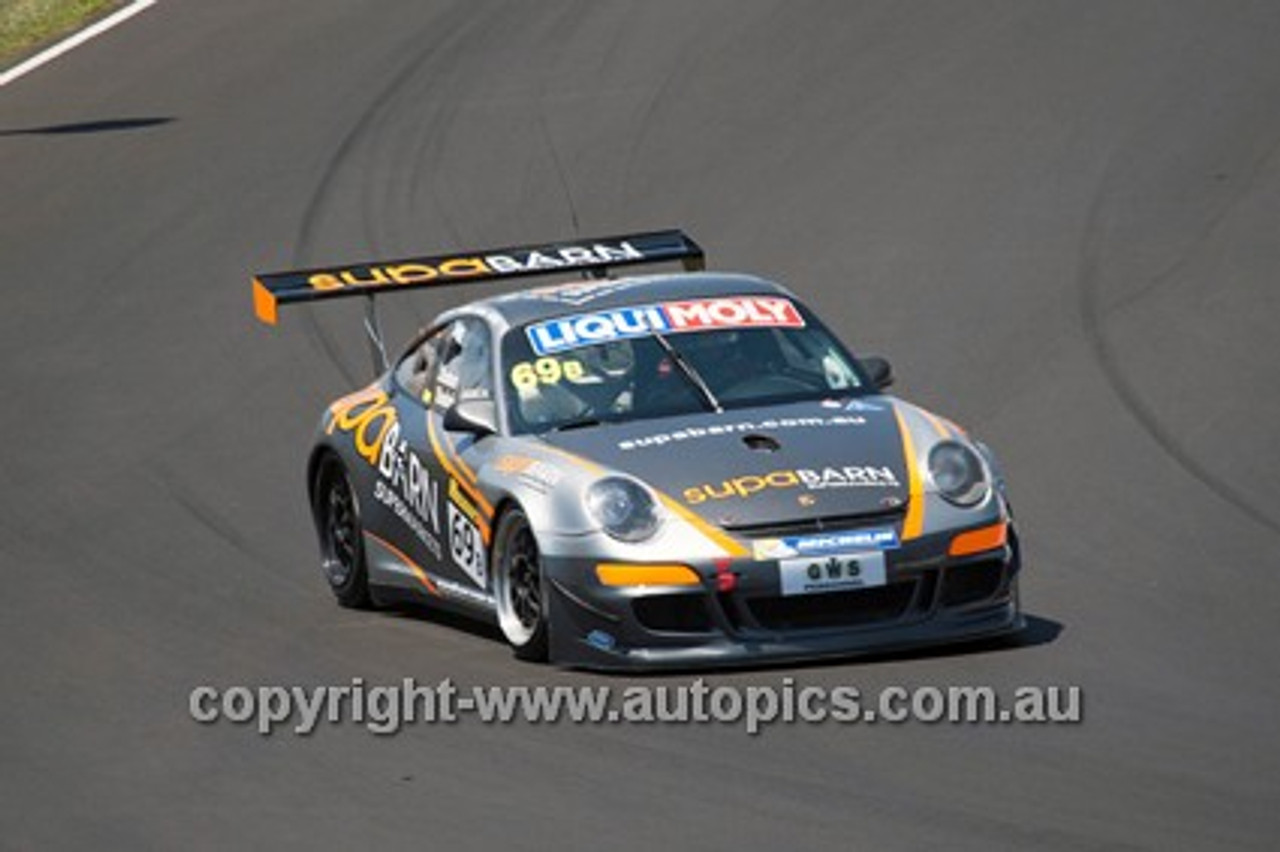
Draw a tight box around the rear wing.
[252,229,704,374]
[251,229,704,325]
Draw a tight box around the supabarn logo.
[682,466,900,504]
[373,422,443,560]
[306,241,645,292]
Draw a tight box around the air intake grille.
[723,508,905,539]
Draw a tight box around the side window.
[434,317,494,410]
[395,327,448,405]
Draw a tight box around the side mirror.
[443,398,498,436]
[861,356,894,390]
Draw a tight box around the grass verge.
[0,0,122,67]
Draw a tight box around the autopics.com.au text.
[189,678,1083,736]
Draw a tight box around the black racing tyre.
[315,456,372,609]
[492,506,549,662]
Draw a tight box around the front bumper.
[544,525,1023,670]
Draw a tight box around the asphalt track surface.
[3,2,1279,848]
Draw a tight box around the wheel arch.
[487,495,521,552]
[307,444,342,520]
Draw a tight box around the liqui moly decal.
[526,296,805,355]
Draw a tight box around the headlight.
[928,441,988,507]
[585,477,661,542]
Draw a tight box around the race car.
[253,230,1022,669]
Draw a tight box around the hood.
[540,397,910,528]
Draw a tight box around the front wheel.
[315,457,372,609]
[492,507,549,662]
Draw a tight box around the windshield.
[501,296,869,434]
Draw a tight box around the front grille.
[747,581,916,631]
[723,508,905,539]
[633,594,714,633]
[940,559,1006,607]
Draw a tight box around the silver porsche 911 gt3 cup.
[253,230,1022,669]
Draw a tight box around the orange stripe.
[428,413,494,518]
[445,428,480,485]
[536,442,605,475]
[948,521,1008,557]
[920,408,952,439]
[448,479,491,545]
[658,494,750,558]
[894,405,925,541]
[538,443,748,559]
[363,530,441,596]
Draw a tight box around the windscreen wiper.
[652,333,722,413]
[550,416,605,433]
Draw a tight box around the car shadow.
[380,600,506,644]
[0,117,173,137]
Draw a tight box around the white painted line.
[0,0,157,89]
